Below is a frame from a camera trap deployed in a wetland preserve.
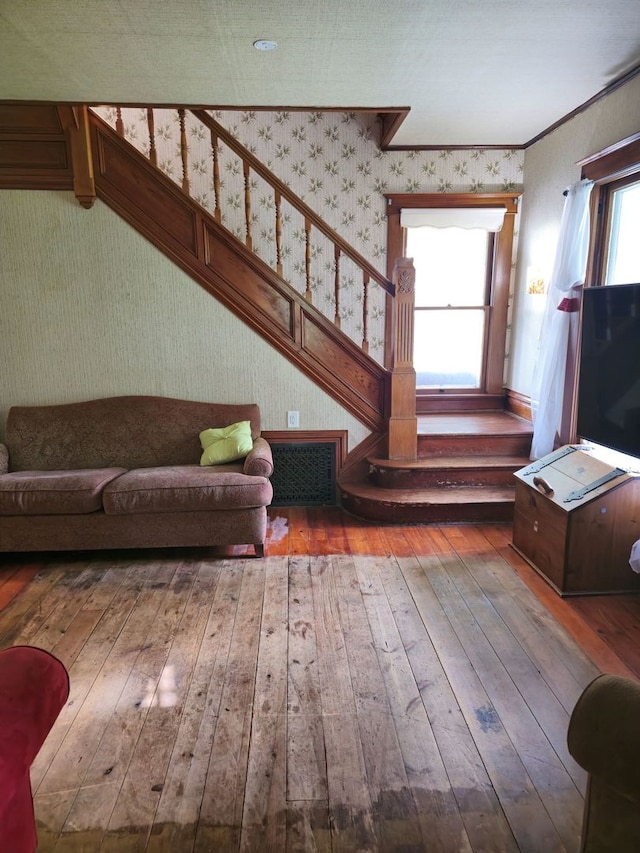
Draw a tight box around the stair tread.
[417,412,532,436]
[341,481,515,505]
[368,455,529,470]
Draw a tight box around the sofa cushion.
[102,466,273,515]
[0,469,127,516]
[199,421,253,466]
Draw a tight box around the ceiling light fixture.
[253,39,277,51]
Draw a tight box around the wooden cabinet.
[512,445,640,595]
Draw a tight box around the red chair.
[0,646,69,852]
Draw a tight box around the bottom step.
[339,482,515,524]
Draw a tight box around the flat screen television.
[576,282,640,459]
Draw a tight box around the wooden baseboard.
[505,388,532,422]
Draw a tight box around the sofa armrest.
[243,437,274,478]
[568,673,640,798]
[0,444,8,476]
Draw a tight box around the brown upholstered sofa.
[0,396,273,557]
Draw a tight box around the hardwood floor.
[0,508,638,852]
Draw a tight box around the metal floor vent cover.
[270,442,336,506]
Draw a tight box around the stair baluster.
[210,127,222,223]
[362,272,369,354]
[243,160,252,250]
[304,218,312,301]
[334,246,341,328]
[275,190,283,276]
[178,109,189,195]
[146,109,157,167]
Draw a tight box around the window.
[385,193,520,403]
[580,132,640,288]
[406,226,492,388]
[603,179,640,285]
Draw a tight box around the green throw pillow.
[199,421,253,466]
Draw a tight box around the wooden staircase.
[339,411,533,523]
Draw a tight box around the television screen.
[577,283,640,459]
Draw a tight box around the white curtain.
[530,179,594,459]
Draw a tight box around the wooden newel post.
[388,257,417,460]
[57,105,96,209]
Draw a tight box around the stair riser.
[418,434,532,457]
[369,467,519,489]
[341,494,515,524]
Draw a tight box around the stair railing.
[99,105,394,362]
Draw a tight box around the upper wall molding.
[524,62,640,149]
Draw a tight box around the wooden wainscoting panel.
[0,139,69,171]
[300,312,388,431]
[202,221,295,337]
[92,122,199,258]
[0,103,73,189]
[0,103,64,133]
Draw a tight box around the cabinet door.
[512,482,568,591]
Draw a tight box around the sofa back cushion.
[6,396,262,472]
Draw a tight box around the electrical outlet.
[287,410,300,428]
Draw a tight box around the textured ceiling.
[1,0,639,146]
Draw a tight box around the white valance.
[400,207,507,232]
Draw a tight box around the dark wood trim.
[383,143,523,152]
[385,192,520,215]
[505,388,532,422]
[262,430,348,475]
[485,204,516,394]
[378,109,411,149]
[579,131,640,182]
[524,62,640,149]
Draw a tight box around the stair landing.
[339,412,533,524]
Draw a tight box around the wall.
[509,73,640,396]
[0,190,369,449]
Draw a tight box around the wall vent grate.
[270,442,336,506]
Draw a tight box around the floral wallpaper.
[94,107,523,368]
